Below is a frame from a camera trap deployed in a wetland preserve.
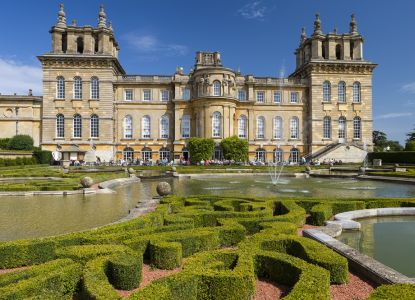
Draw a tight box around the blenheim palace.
[0,5,376,163]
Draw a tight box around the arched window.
[290,148,299,163]
[73,76,82,99]
[90,114,99,138]
[338,117,346,140]
[56,76,65,99]
[123,115,133,139]
[123,147,134,162]
[353,117,361,139]
[213,81,221,96]
[338,81,346,103]
[56,114,64,138]
[76,36,84,53]
[290,117,299,139]
[91,76,99,99]
[160,115,169,139]
[238,115,247,139]
[142,115,151,139]
[323,116,331,139]
[256,148,266,162]
[73,114,82,138]
[273,116,282,139]
[353,82,361,103]
[212,112,221,138]
[181,115,190,138]
[336,44,342,60]
[256,116,265,139]
[142,147,152,161]
[323,81,331,102]
[159,147,170,161]
[273,148,283,163]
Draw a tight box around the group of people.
[310,158,343,166]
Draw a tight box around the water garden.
[0,163,415,299]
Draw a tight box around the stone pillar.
[66,31,76,53]
[52,31,63,53]
[328,39,337,59]
[311,39,322,59]
[248,109,254,141]
[204,106,210,138]
[343,40,351,60]
[224,106,230,138]
[83,28,93,54]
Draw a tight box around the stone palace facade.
[0,5,376,163]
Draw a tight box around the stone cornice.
[290,60,377,78]
[37,54,125,75]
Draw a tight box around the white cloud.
[238,1,267,20]
[401,82,415,94]
[375,112,414,120]
[123,33,188,59]
[0,58,42,95]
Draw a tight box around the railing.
[116,75,173,83]
[253,77,306,85]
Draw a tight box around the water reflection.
[338,216,415,277]
[1,176,415,241]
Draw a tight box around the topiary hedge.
[0,195,413,299]
[368,151,415,164]
[7,134,34,151]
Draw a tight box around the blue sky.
[0,0,414,144]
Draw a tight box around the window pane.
[274,91,281,103]
[143,90,151,101]
[125,90,133,101]
[290,92,299,103]
[91,77,99,99]
[256,91,265,103]
[56,114,64,138]
[142,116,151,138]
[160,116,169,139]
[212,112,221,137]
[90,115,99,138]
[181,115,190,138]
[73,114,82,138]
[124,116,132,139]
[274,117,282,139]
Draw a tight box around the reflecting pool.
[1,175,415,241]
[338,216,415,278]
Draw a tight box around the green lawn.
[0,165,128,191]
[368,167,415,178]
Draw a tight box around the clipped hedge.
[0,258,81,300]
[368,151,415,164]
[2,195,413,299]
[368,284,415,299]
[33,149,52,164]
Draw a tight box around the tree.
[7,135,34,151]
[406,125,415,142]
[372,130,387,147]
[405,141,415,151]
[187,137,214,163]
[372,130,402,152]
[220,136,249,162]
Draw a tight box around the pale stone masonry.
[1,5,377,163]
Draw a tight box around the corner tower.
[38,4,124,162]
[290,14,376,161]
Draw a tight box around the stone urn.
[80,176,94,188]
[171,166,177,172]
[128,168,136,174]
[156,181,171,196]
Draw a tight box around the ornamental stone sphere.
[171,166,177,172]
[80,176,94,188]
[156,181,171,196]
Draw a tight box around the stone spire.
[98,4,107,28]
[313,13,322,35]
[300,27,307,44]
[349,13,358,35]
[56,3,66,28]
[108,20,113,32]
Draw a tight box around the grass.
[0,165,128,191]
[368,167,415,178]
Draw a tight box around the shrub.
[0,258,81,300]
[368,151,415,164]
[0,138,10,150]
[7,134,34,151]
[405,141,415,151]
[33,149,52,164]
[107,254,142,290]
[220,136,248,162]
[150,240,182,269]
[187,137,215,163]
[0,239,55,268]
[368,284,415,299]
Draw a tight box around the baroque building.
[4,5,377,163]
